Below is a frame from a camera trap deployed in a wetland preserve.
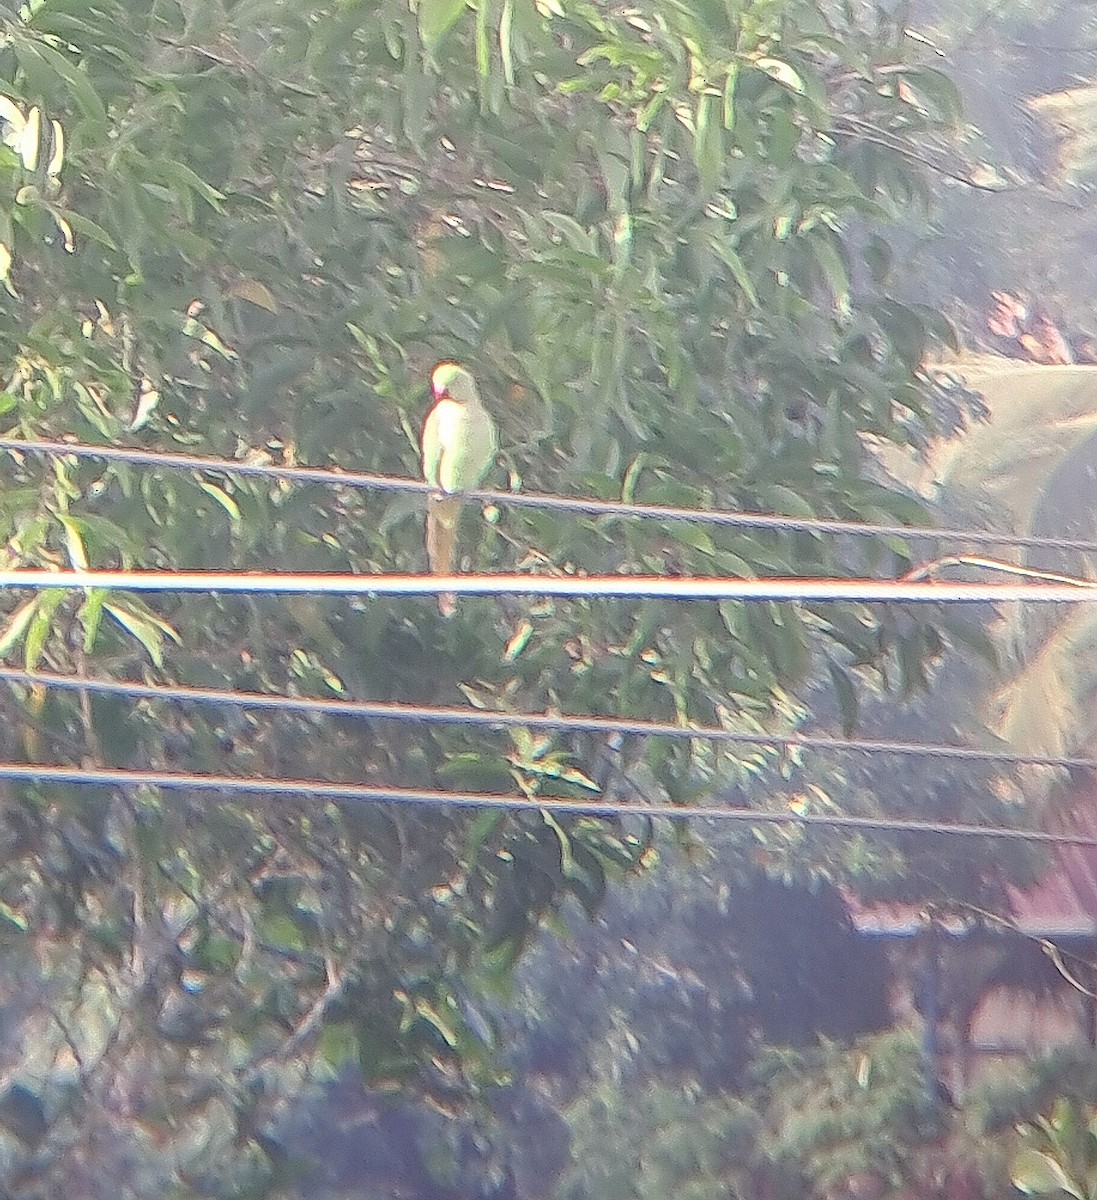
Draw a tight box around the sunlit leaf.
[46,119,63,177]
[23,591,64,670]
[79,588,106,651]
[1011,1147,1081,1198]
[197,480,242,521]
[0,599,38,659]
[18,107,39,171]
[57,514,89,569]
[226,279,278,312]
[752,56,806,94]
[0,95,24,145]
[129,381,159,432]
[104,602,179,667]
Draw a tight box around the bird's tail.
[426,495,461,618]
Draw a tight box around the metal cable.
[0,567,1095,601]
[4,435,1096,553]
[0,666,1090,773]
[0,759,1084,843]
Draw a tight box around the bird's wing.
[441,404,498,493]
[420,403,445,489]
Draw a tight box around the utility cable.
[0,759,1086,844]
[1,665,1093,773]
[0,568,1094,602]
[4,435,1097,555]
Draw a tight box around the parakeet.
[421,362,498,617]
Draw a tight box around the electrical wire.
[2,665,1093,773]
[1,450,1092,842]
[0,759,1088,844]
[0,567,1094,602]
[0,436,426,496]
[0,561,1089,600]
[5,435,1097,555]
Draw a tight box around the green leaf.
[752,56,806,94]
[261,912,306,952]
[104,601,179,667]
[196,480,241,521]
[475,0,490,76]
[145,158,225,212]
[542,211,598,254]
[79,588,107,652]
[499,0,514,85]
[0,901,27,935]
[896,66,963,125]
[438,752,514,792]
[418,0,468,53]
[15,41,109,130]
[1012,1147,1081,1199]
[810,233,850,311]
[44,205,117,250]
[694,92,721,189]
[711,240,760,307]
[57,514,88,569]
[764,486,815,518]
[827,660,859,735]
[318,1022,359,1071]
[23,590,64,671]
[0,600,38,659]
[567,855,607,918]
[673,525,716,555]
[466,809,504,854]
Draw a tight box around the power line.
[0,436,428,497]
[0,759,1087,844]
[4,435,1097,555]
[0,568,1094,602]
[2,666,1094,773]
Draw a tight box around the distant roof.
[1007,839,1097,938]
[846,804,1097,939]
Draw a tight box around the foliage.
[898,0,1097,843]
[0,0,983,1191]
[746,648,1047,908]
[928,361,1097,813]
[557,1031,993,1200]
[552,1040,1097,1200]
[895,0,1097,344]
[1012,1097,1097,1200]
[976,1052,1097,1200]
[558,1084,763,1200]
[757,1032,949,1196]
[972,1045,1097,1135]
[506,860,891,1099]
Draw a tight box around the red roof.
[846,795,1097,937]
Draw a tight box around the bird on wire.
[420,361,499,617]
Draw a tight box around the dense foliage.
[0,0,1028,1192]
[554,1038,1097,1200]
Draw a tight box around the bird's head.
[431,361,479,405]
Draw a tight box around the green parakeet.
[421,362,498,616]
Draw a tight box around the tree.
[0,0,982,1191]
[508,862,892,1098]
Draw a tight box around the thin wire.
[0,759,1087,843]
[904,554,1097,586]
[0,437,429,496]
[3,665,1094,773]
[0,567,1094,602]
[5,435,1097,554]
